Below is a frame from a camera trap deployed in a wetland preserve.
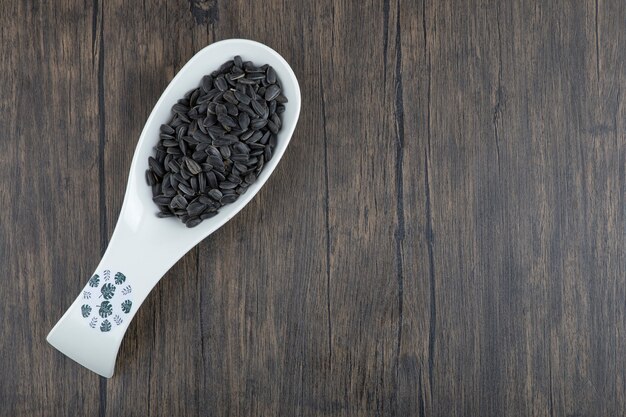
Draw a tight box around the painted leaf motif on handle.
[114,272,126,284]
[98,301,113,318]
[121,300,132,314]
[100,320,111,332]
[88,274,100,287]
[101,283,116,300]
[81,304,92,318]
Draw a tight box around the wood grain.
[0,0,624,416]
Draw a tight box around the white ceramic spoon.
[47,39,301,378]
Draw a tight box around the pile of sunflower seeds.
[146,56,288,228]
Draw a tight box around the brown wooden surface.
[1,0,625,416]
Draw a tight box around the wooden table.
[1,0,624,415]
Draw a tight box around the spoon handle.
[46,217,183,377]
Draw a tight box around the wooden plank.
[399,0,626,415]
[0,0,103,415]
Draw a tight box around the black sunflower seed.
[220,194,238,204]
[192,150,206,161]
[170,195,188,209]
[225,102,239,116]
[149,157,165,178]
[161,124,175,135]
[264,84,281,101]
[168,159,180,173]
[198,174,206,192]
[206,171,218,188]
[247,131,263,143]
[233,142,250,154]
[179,138,188,155]
[250,118,268,130]
[234,91,251,105]
[266,67,277,84]
[215,103,227,115]
[217,114,237,128]
[249,142,265,150]
[184,157,202,175]
[208,154,224,168]
[219,146,231,159]
[198,195,212,205]
[192,131,210,144]
[172,103,189,114]
[200,211,218,220]
[231,154,250,163]
[146,170,156,186]
[271,113,281,128]
[244,63,263,73]
[208,189,223,200]
[267,120,279,134]
[251,99,265,115]
[223,90,238,104]
[245,173,257,184]
[238,78,257,85]
[213,136,238,147]
[186,217,202,228]
[215,76,228,91]
[246,72,265,81]
[241,130,255,141]
[219,181,238,190]
[178,183,195,196]
[153,195,171,205]
[237,103,256,117]
[187,201,207,216]
[208,125,226,137]
[238,112,250,130]
[213,170,226,181]
[231,163,245,174]
[201,75,212,93]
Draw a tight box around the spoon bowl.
[47,39,301,377]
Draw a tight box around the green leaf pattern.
[88,274,100,287]
[101,283,116,300]
[121,300,132,314]
[100,320,111,332]
[83,270,132,331]
[114,272,126,284]
[99,301,113,318]
[81,304,92,317]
